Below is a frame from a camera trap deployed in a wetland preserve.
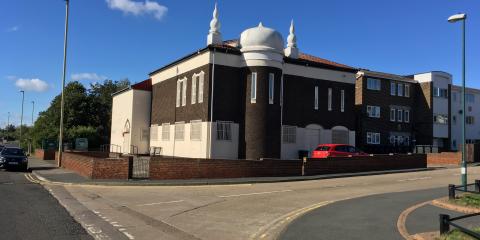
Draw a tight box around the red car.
[311,144,368,158]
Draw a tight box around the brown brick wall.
[57,151,129,179]
[149,154,426,180]
[427,152,461,165]
[34,149,56,160]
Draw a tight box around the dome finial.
[284,19,299,58]
[258,22,263,27]
[207,2,222,45]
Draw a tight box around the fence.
[440,180,480,239]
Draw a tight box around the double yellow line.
[24,173,42,184]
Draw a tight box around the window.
[269,73,274,104]
[434,87,448,98]
[367,132,380,144]
[404,110,410,123]
[466,94,475,103]
[390,82,396,96]
[367,105,380,118]
[367,78,381,90]
[191,74,197,104]
[453,92,457,102]
[340,90,345,112]
[174,122,185,141]
[141,129,150,142]
[314,86,319,110]
[390,108,396,122]
[198,71,204,103]
[150,125,158,141]
[216,121,232,141]
[282,125,296,144]
[466,116,475,125]
[397,83,404,97]
[190,120,202,141]
[405,84,410,97]
[328,88,332,111]
[251,72,257,103]
[161,123,170,141]
[176,78,187,107]
[434,114,449,124]
[453,115,457,125]
[397,109,403,122]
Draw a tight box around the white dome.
[240,23,284,54]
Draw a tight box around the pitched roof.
[298,53,355,70]
[132,78,152,91]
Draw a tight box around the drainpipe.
[280,63,285,159]
[173,66,178,160]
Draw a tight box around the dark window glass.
[315,146,330,151]
[2,148,25,156]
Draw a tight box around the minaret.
[207,3,222,45]
[284,20,299,58]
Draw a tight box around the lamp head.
[448,13,466,23]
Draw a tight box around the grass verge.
[450,193,480,209]
[437,227,480,240]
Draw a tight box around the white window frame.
[161,123,170,141]
[466,116,475,125]
[397,83,404,97]
[190,120,202,141]
[340,89,345,112]
[176,80,181,107]
[405,84,410,97]
[216,121,232,141]
[390,108,396,122]
[390,82,396,96]
[314,86,319,110]
[181,77,187,106]
[328,88,332,111]
[268,73,274,104]
[191,74,197,104]
[404,110,410,123]
[367,105,380,118]
[251,72,257,103]
[367,78,381,91]
[174,122,185,141]
[282,125,296,144]
[397,109,403,122]
[198,71,204,103]
[367,132,380,145]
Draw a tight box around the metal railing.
[130,145,138,155]
[150,147,162,156]
[100,144,121,153]
[414,145,439,154]
[440,180,480,238]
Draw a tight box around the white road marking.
[123,232,135,239]
[136,200,184,206]
[397,177,432,182]
[218,189,292,198]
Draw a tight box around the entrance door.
[305,128,321,154]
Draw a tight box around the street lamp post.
[448,13,467,189]
[20,90,25,147]
[58,0,70,167]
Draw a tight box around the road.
[0,169,92,240]
[44,166,480,240]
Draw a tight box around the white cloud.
[7,26,20,32]
[71,73,108,81]
[15,78,49,92]
[105,0,167,20]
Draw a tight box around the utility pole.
[31,101,35,126]
[20,90,25,146]
[58,0,70,167]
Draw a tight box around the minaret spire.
[207,3,222,45]
[285,19,299,58]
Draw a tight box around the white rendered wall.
[130,90,152,154]
[149,122,239,159]
[110,90,133,154]
[450,87,480,150]
[281,125,355,159]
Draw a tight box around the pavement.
[0,168,92,240]
[26,157,480,240]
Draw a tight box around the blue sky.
[1,0,478,127]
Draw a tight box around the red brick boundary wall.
[149,154,427,180]
[34,149,56,160]
[427,152,461,165]
[56,151,130,179]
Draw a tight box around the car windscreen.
[2,148,25,156]
[315,146,330,151]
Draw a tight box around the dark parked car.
[0,147,28,171]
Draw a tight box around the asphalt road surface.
[0,169,92,240]
[280,187,480,240]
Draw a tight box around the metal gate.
[131,156,150,179]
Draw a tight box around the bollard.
[448,184,456,200]
[302,157,307,176]
[475,180,480,193]
[439,214,450,235]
